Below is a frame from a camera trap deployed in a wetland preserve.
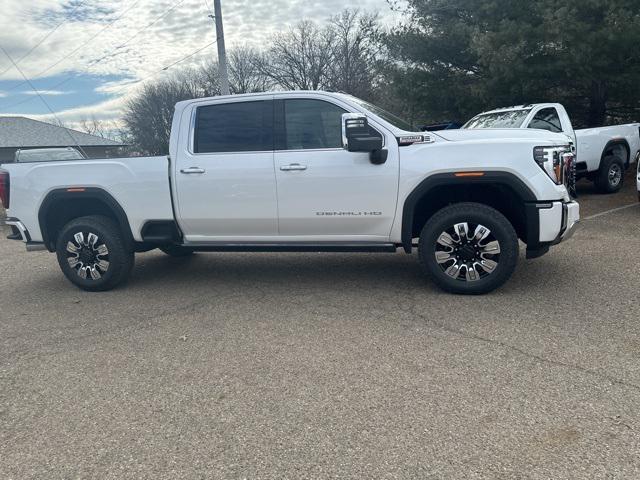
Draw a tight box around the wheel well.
[603,141,630,166]
[406,183,529,249]
[39,190,133,251]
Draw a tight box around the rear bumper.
[5,217,46,251]
[5,217,30,242]
[526,200,579,259]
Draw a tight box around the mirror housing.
[342,113,387,164]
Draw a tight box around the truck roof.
[174,90,351,109]
[479,103,563,115]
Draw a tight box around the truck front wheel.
[418,203,519,295]
[55,215,134,292]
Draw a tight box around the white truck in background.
[0,91,579,294]
[464,103,640,193]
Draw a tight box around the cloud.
[22,89,73,96]
[13,94,129,130]
[0,0,405,122]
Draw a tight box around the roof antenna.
[0,44,89,159]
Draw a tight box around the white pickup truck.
[0,91,579,294]
[464,103,640,193]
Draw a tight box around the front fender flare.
[400,171,537,253]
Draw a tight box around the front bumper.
[555,201,579,242]
[526,200,579,259]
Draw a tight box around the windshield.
[347,96,415,131]
[464,109,532,129]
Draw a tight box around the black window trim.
[189,97,275,155]
[273,97,385,153]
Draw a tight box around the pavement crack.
[411,306,640,393]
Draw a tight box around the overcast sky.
[0,0,404,128]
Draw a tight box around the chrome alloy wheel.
[434,222,500,282]
[66,232,110,280]
[609,163,623,187]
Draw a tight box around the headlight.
[533,145,572,186]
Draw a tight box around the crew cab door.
[173,98,277,241]
[273,96,399,239]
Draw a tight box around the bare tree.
[228,47,272,93]
[77,116,123,140]
[123,72,203,155]
[121,12,385,154]
[193,63,223,98]
[326,10,382,100]
[260,20,335,90]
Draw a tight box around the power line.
[1,0,144,94]
[0,44,89,158]
[0,39,218,112]
[86,0,188,69]
[0,0,89,77]
[97,39,218,95]
[0,0,213,112]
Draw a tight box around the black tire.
[595,156,624,193]
[160,246,194,257]
[55,215,134,292]
[418,203,519,295]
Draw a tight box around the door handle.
[180,167,206,174]
[280,163,307,171]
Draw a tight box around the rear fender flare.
[38,187,134,251]
[601,139,631,168]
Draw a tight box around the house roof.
[0,116,124,148]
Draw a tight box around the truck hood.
[434,128,572,144]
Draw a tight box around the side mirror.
[342,113,387,164]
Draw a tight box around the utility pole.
[212,0,230,95]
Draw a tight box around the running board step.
[181,243,398,253]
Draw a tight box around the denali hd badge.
[316,211,382,216]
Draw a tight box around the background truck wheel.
[418,203,519,295]
[596,156,624,193]
[160,246,194,257]
[55,215,134,292]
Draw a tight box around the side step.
[182,242,398,253]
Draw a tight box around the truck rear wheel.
[418,203,519,295]
[596,156,624,193]
[55,215,134,292]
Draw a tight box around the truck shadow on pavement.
[122,249,572,299]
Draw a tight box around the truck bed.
[1,155,175,243]
[575,123,640,172]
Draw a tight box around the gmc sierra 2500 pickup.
[0,91,579,294]
[464,103,640,193]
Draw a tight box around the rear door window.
[194,100,273,153]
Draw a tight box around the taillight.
[0,169,9,209]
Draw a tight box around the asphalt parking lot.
[1,171,639,479]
